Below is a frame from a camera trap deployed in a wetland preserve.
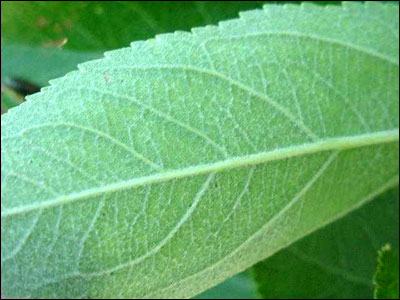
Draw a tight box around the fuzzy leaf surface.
[1,2,399,299]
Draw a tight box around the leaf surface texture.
[252,187,399,299]
[1,2,399,299]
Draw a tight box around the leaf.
[1,1,268,51]
[374,244,400,299]
[195,271,257,299]
[203,188,398,300]
[1,44,102,87]
[1,2,342,87]
[203,182,398,300]
[1,1,266,86]
[252,187,399,299]
[1,2,399,299]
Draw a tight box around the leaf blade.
[252,187,399,299]
[1,2,399,299]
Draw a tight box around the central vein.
[2,129,398,218]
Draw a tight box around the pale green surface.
[252,187,399,299]
[1,2,399,299]
[373,244,400,299]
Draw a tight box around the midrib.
[2,129,399,218]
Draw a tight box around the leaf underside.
[1,2,399,299]
[252,187,399,299]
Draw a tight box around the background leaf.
[1,2,399,299]
[373,244,400,299]
[1,1,273,50]
[252,187,399,299]
[1,45,101,88]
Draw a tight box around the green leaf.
[1,2,341,87]
[195,271,257,299]
[1,44,102,87]
[374,244,400,299]
[252,187,399,299]
[1,1,266,86]
[1,2,399,299]
[1,1,267,51]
